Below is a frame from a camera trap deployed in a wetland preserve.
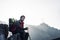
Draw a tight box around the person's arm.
[23,27,28,30]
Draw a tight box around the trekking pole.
[27,27,31,40]
[29,34,31,40]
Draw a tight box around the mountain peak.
[40,23,49,27]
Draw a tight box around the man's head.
[20,15,25,21]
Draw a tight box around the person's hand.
[25,27,28,30]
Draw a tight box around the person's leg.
[17,33,21,40]
[25,33,29,40]
[0,34,5,40]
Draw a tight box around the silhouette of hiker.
[9,15,29,40]
[16,15,29,40]
[0,24,8,40]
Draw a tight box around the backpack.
[0,24,8,37]
[0,24,5,34]
[3,24,8,38]
[9,18,16,32]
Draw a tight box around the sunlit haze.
[0,0,60,29]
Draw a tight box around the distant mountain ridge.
[27,23,60,40]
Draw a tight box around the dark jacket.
[0,24,8,38]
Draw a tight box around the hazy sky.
[0,0,60,29]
